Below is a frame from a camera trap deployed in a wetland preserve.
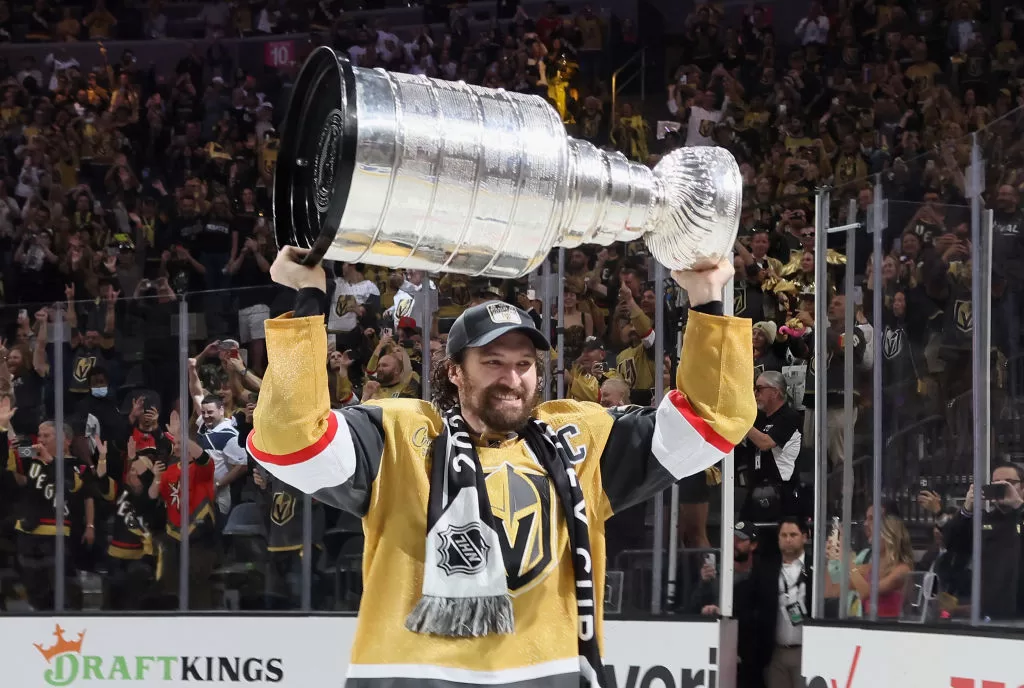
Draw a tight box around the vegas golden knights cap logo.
[271,492,297,526]
[954,300,972,333]
[485,462,557,593]
[486,302,522,325]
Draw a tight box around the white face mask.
[90,386,108,398]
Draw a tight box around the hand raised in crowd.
[0,395,16,430]
[991,481,1024,511]
[699,560,716,582]
[328,349,354,372]
[168,409,182,436]
[126,435,137,461]
[142,406,159,428]
[199,340,221,360]
[34,442,53,465]
[361,380,381,402]
[618,283,634,306]
[917,490,942,516]
[128,395,146,424]
[95,436,108,478]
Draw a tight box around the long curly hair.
[429,352,464,413]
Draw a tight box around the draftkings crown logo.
[34,625,86,664]
[29,623,286,686]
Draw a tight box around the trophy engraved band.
[274,47,743,278]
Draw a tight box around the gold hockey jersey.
[249,310,755,687]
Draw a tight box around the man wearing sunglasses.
[739,372,804,552]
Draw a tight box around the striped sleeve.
[248,314,385,516]
[599,310,756,514]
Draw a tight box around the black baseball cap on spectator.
[735,521,757,541]
[446,301,549,357]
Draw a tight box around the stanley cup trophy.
[273,47,743,277]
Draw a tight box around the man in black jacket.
[942,463,1024,620]
[687,521,765,688]
[749,517,813,688]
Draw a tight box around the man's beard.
[377,372,399,387]
[735,550,750,563]
[460,373,539,433]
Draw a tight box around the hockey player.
[248,246,756,687]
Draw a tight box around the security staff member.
[750,518,812,688]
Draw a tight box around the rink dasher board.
[802,622,1024,688]
[0,615,723,688]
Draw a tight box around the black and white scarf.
[406,407,604,685]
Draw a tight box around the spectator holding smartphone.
[942,464,1024,620]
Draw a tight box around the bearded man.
[248,246,756,688]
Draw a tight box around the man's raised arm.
[247,248,384,516]
[593,261,758,516]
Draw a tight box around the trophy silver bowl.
[273,47,742,278]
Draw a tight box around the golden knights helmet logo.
[334,294,359,317]
[484,462,558,594]
[883,326,904,359]
[74,355,97,384]
[271,492,296,526]
[954,300,972,333]
[618,357,637,388]
[395,297,415,319]
[734,284,746,316]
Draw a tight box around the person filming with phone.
[942,464,1024,620]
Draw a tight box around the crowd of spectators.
[0,0,1021,647]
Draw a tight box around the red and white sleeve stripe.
[650,390,735,480]
[246,410,359,495]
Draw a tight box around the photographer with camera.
[942,464,1024,620]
